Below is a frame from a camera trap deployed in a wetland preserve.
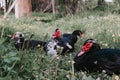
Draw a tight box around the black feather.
[74,39,120,76]
[58,30,82,54]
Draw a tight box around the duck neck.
[15,38,25,44]
[72,35,78,43]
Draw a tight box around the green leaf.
[4,57,20,64]
[3,52,20,64]
[4,52,17,58]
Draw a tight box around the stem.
[70,54,75,80]
[6,61,17,77]
[1,27,4,38]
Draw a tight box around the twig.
[0,27,4,38]
[3,0,17,19]
[6,60,18,77]
[70,54,75,80]
[43,1,52,13]
[26,34,34,49]
[53,58,60,80]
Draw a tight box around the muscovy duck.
[74,39,120,76]
[12,32,46,50]
[44,29,83,56]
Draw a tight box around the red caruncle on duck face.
[52,29,62,39]
[82,42,93,52]
[77,42,93,56]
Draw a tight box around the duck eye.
[19,34,23,37]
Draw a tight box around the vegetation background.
[0,0,120,80]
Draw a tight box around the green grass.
[0,11,120,80]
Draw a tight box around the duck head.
[77,39,101,56]
[12,32,25,44]
[72,30,83,37]
[52,28,62,39]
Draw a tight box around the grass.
[0,11,120,80]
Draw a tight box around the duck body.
[12,32,46,50]
[74,48,120,75]
[74,39,120,75]
[57,30,83,54]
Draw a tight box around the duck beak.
[77,50,85,56]
[79,33,83,37]
[11,34,17,39]
[11,35,17,40]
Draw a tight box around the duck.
[44,29,83,56]
[74,39,120,76]
[12,32,46,50]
